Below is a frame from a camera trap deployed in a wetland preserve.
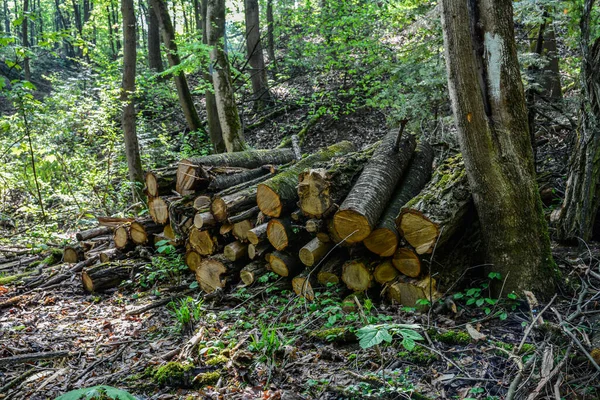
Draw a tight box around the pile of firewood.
[65,129,474,308]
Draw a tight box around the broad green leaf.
[55,385,137,400]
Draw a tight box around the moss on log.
[297,143,379,219]
[364,141,434,257]
[334,132,416,243]
[256,141,356,218]
[396,153,471,254]
[177,148,295,194]
[207,166,273,191]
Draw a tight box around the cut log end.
[240,262,266,285]
[363,228,398,257]
[392,248,421,278]
[267,219,289,251]
[298,238,332,267]
[256,184,282,218]
[224,241,248,262]
[129,222,149,245]
[292,275,315,301]
[341,259,372,291]
[373,260,400,284]
[387,276,439,309]
[185,250,202,272]
[188,228,217,255]
[114,226,130,249]
[333,209,371,243]
[145,172,159,198]
[148,197,169,225]
[397,211,438,254]
[269,251,300,277]
[211,197,228,222]
[176,160,196,195]
[195,259,227,293]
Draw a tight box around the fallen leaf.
[466,323,486,341]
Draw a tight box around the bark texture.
[333,133,416,243]
[244,0,272,109]
[147,0,163,71]
[207,0,245,152]
[557,0,600,243]
[440,0,554,295]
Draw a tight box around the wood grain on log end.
[195,259,227,293]
[298,238,332,267]
[363,227,398,257]
[266,219,290,251]
[148,197,169,224]
[256,184,282,217]
[397,210,438,254]
[373,260,399,284]
[333,209,371,243]
[341,259,373,291]
[392,248,421,277]
[185,250,202,272]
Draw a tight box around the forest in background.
[1,0,600,399]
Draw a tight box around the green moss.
[206,355,228,366]
[44,249,63,266]
[152,362,194,386]
[0,271,33,284]
[397,347,437,364]
[194,371,220,387]
[309,327,356,343]
[429,329,472,345]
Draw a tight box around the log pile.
[64,135,474,308]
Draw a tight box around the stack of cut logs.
[66,129,473,308]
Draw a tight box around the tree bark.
[121,0,144,195]
[151,0,203,132]
[240,260,266,284]
[333,132,416,243]
[207,0,245,152]
[244,0,272,109]
[147,0,163,71]
[82,263,135,292]
[557,1,600,243]
[22,0,31,81]
[363,141,434,257]
[266,0,277,73]
[257,141,355,217]
[440,0,554,295]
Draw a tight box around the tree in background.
[151,0,203,133]
[557,0,600,243]
[244,0,272,110]
[440,0,555,295]
[207,0,245,152]
[121,0,144,196]
[147,0,163,72]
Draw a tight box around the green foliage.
[55,385,136,400]
[356,323,423,351]
[168,296,204,333]
[452,272,521,320]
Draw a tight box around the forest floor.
[2,238,600,399]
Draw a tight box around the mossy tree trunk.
[557,1,600,243]
[207,0,245,152]
[441,0,555,295]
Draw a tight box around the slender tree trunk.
[107,5,116,58]
[121,0,144,196]
[22,0,31,81]
[440,0,554,295]
[193,0,200,31]
[266,0,276,73]
[557,0,600,242]
[151,0,203,132]
[244,0,272,110]
[541,21,562,99]
[180,0,188,35]
[147,0,163,71]
[112,0,121,52]
[207,0,245,152]
[4,0,10,34]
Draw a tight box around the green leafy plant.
[356,323,423,351]
[168,296,204,333]
[55,385,136,400]
[453,272,520,320]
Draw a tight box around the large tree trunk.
[151,0,203,132]
[207,0,245,152]
[440,0,554,295]
[333,132,416,243]
[557,1,600,243]
[147,0,163,71]
[121,0,144,194]
[244,0,272,110]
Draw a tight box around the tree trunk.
[207,166,273,191]
[121,0,144,195]
[266,0,277,73]
[257,141,355,217]
[207,0,245,152]
[147,0,163,71]
[151,0,203,132]
[244,0,272,109]
[557,1,600,243]
[333,132,416,243]
[22,0,31,81]
[82,263,135,292]
[363,141,434,257]
[440,0,554,295]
